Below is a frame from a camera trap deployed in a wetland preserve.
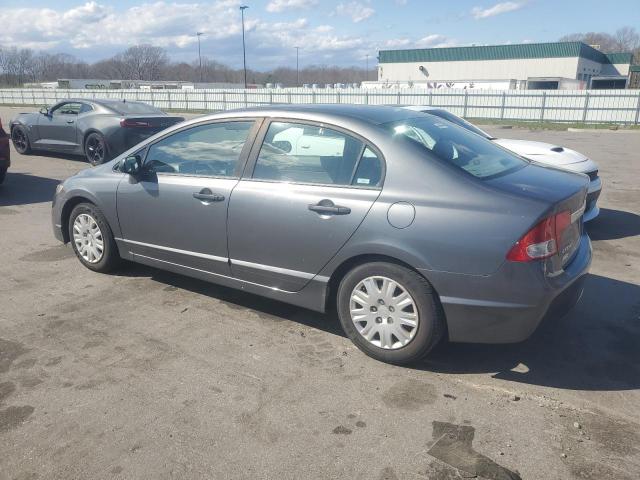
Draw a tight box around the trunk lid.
[487,162,588,268]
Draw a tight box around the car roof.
[205,104,426,126]
[59,98,153,109]
[403,105,441,112]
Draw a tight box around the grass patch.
[471,118,640,131]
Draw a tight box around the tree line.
[0,44,372,87]
[1,27,638,88]
[559,27,640,61]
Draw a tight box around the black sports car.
[10,99,184,165]
[0,116,10,184]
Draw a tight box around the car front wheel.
[68,203,121,273]
[337,262,444,365]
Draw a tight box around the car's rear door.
[116,119,260,276]
[227,120,384,292]
[36,102,82,151]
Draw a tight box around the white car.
[404,106,601,221]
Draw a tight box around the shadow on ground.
[423,273,640,391]
[115,263,346,338]
[0,172,61,207]
[586,208,640,241]
[117,263,639,392]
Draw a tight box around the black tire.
[12,126,31,154]
[84,132,110,166]
[68,203,121,273]
[0,168,6,184]
[337,262,444,365]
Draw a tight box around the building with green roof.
[374,42,634,89]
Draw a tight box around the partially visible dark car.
[10,99,184,165]
[0,117,9,184]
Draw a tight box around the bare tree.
[112,45,169,81]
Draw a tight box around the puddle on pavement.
[428,421,522,480]
[20,245,74,262]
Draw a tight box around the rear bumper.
[421,233,592,344]
[583,178,601,222]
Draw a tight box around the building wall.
[378,57,580,82]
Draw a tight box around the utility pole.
[196,32,204,83]
[240,5,249,89]
[295,46,300,87]
[365,54,369,82]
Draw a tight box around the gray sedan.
[52,105,591,364]
[10,99,184,165]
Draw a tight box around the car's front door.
[227,120,384,291]
[116,119,259,276]
[36,102,83,151]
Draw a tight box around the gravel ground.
[1,105,639,480]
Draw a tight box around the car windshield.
[385,116,528,179]
[106,102,162,115]
[425,109,494,140]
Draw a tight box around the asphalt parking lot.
[1,105,639,480]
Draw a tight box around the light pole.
[365,54,369,82]
[295,46,300,87]
[240,5,249,88]
[196,32,204,83]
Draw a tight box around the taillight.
[506,210,571,262]
[120,119,152,128]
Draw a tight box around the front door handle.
[308,200,351,215]
[193,188,225,202]
[66,120,75,124]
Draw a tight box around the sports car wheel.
[12,126,31,154]
[85,133,109,166]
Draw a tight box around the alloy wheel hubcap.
[72,214,104,263]
[349,276,419,349]
[14,131,26,150]
[87,137,104,164]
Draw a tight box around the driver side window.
[144,121,254,177]
[51,103,83,116]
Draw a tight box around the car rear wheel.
[85,133,109,166]
[68,203,121,273]
[12,126,31,154]
[337,262,444,365]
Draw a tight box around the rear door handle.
[308,201,351,215]
[193,188,225,202]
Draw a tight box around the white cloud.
[335,2,375,23]
[471,2,524,19]
[383,34,454,49]
[0,1,245,49]
[266,0,318,13]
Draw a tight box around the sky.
[0,0,639,70]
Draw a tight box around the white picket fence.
[1,87,640,124]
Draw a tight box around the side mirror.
[121,154,142,175]
[273,140,292,153]
[39,106,49,116]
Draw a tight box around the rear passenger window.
[253,122,382,187]
[144,121,253,177]
[352,147,382,187]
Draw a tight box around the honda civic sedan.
[52,105,591,364]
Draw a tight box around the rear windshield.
[425,109,494,140]
[385,116,527,179]
[106,102,162,115]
